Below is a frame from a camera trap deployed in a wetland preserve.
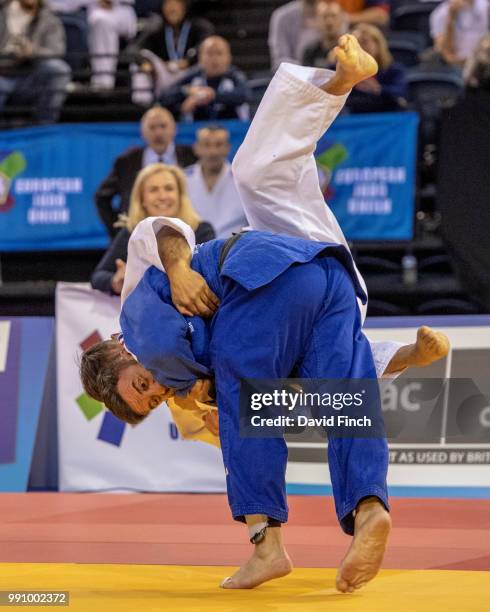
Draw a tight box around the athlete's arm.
[156,226,220,317]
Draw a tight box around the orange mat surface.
[0,493,488,570]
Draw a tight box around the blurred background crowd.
[1,0,489,317]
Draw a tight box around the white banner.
[287,319,490,490]
[57,287,490,493]
[56,283,225,493]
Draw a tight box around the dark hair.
[198,123,228,133]
[196,124,229,140]
[79,339,147,425]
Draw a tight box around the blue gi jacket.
[120,230,367,395]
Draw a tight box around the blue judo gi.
[120,231,389,535]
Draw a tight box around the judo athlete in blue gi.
[80,36,449,593]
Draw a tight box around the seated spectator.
[95,105,196,237]
[347,24,407,113]
[91,163,215,295]
[269,0,320,70]
[88,0,137,89]
[302,0,348,68]
[129,0,214,104]
[335,0,389,27]
[160,36,251,121]
[0,0,71,123]
[464,33,490,89]
[430,0,489,69]
[186,125,248,239]
[48,0,138,89]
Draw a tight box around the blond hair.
[119,163,202,232]
[353,24,393,70]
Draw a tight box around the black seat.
[416,299,480,315]
[388,38,421,68]
[357,256,401,274]
[417,254,453,274]
[367,300,411,317]
[406,70,463,145]
[392,3,440,47]
[58,12,89,72]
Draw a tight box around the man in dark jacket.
[0,0,71,122]
[160,36,251,121]
[94,105,196,237]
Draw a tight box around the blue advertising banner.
[0,114,417,251]
[316,112,418,241]
[0,318,54,491]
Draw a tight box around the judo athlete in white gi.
[80,35,449,593]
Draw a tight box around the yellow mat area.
[0,564,488,612]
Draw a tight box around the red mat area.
[0,493,488,570]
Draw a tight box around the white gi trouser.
[232,63,402,376]
[122,63,403,378]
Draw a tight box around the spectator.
[0,0,71,123]
[302,1,348,68]
[430,0,489,68]
[129,0,214,104]
[347,24,407,113]
[95,105,196,237]
[48,0,138,89]
[91,163,215,295]
[88,0,137,89]
[335,0,389,27]
[269,0,320,70]
[464,33,490,89]
[160,36,251,121]
[186,125,248,239]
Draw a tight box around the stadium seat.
[356,256,402,274]
[367,300,411,316]
[392,3,440,47]
[134,0,162,18]
[416,298,480,315]
[418,254,453,274]
[57,12,89,72]
[388,38,421,68]
[406,70,464,145]
[387,29,427,52]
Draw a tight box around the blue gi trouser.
[210,256,389,535]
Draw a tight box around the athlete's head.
[79,339,174,424]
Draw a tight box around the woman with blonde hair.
[91,162,215,295]
[347,24,407,113]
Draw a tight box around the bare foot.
[410,326,450,367]
[383,326,450,376]
[336,497,391,593]
[220,527,292,589]
[323,34,378,97]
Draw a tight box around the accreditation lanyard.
[164,21,192,61]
